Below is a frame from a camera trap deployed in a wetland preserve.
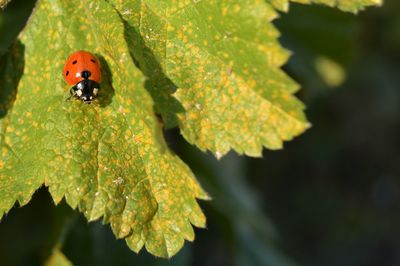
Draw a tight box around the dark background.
[0,0,399,265]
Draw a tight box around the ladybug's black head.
[72,79,99,104]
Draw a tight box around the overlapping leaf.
[112,0,310,157]
[0,0,208,258]
[111,0,380,158]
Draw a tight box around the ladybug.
[63,50,101,104]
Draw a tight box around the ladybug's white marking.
[76,90,82,96]
[77,83,83,89]
[93,88,99,95]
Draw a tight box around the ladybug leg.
[66,86,78,101]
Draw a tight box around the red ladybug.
[63,50,101,104]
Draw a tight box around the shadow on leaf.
[121,18,185,129]
[95,54,115,108]
[0,41,25,118]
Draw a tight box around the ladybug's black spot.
[66,70,69,76]
[90,59,96,63]
[81,71,91,79]
[72,60,77,64]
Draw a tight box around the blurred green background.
[1,0,399,265]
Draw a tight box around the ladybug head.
[74,79,98,104]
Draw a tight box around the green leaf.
[270,0,382,12]
[0,0,208,258]
[111,0,310,158]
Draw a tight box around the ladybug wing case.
[63,51,101,85]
